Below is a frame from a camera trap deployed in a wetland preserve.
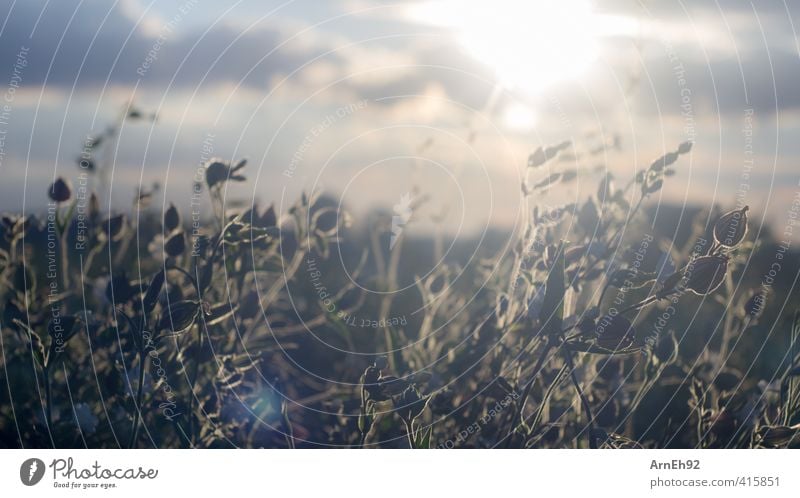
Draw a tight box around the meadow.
[1,123,799,449]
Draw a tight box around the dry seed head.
[713,205,748,248]
[594,314,636,350]
[684,255,728,295]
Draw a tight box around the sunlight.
[411,0,634,95]
[501,102,537,131]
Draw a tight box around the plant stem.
[562,346,597,448]
[129,348,146,448]
[508,338,555,441]
[528,363,569,437]
[44,366,53,439]
[189,322,202,447]
[403,420,415,449]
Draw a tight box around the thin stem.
[528,363,569,437]
[189,322,202,447]
[562,346,597,449]
[403,419,415,449]
[615,294,660,316]
[44,365,53,443]
[508,338,555,441]
[129,348,146,448]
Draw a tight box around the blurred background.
[0,0,798,238]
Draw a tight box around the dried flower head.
[713,205,748,248]
[684,255,728,295]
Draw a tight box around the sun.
[411,0,631,95]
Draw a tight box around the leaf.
[164,230,186,257]
[534,173,562,190]
[578,198,600,234]
[565,340,642,355]
[158,300,199,336]
[416,426,433,449]
[597,173,614,203]
[15,319,45,367]
[164,203,180,232]
[203,301,238,326]
[649,151,679,172]
[538,241,565,337]
[644,178,663,195]
[527,141,571,168]
[142,269,165,314]
[560,169,578,182]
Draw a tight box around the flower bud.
[48,177,72,203]
[684,255,728,295]
[713,206,748,248]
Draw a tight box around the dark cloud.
[0,0,346,91]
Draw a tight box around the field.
[1,129,799,449]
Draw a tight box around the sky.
[0,0,798,238]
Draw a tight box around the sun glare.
[412,0,631,95]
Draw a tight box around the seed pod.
[142,269,165,314]
[164,230,186,257]
[684,255,728,295]
[713,206,748,248]
[564,245,586,266]
[377,375,410,396]
[205,159,229,189]
[744,290,767,318]
[660,268,684,292]
[158,300,199,335]
[164,203,180,232]
[595,314,636,350]
[362,366,380,385]
[758,425,800,447]
[103,214,126,241]
[48,177,72,203]
[677,141,693,154]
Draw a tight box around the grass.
[0,130,799,449]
